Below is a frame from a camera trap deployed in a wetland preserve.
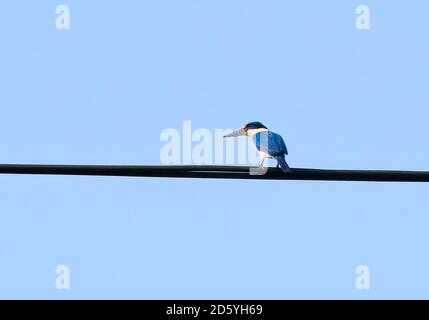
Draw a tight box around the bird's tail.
[275,155,290,173]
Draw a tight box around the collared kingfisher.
[223,121,290,172]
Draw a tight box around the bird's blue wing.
[253,131,288,156]
[270,131,288,155]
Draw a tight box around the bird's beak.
[223,128,246,138]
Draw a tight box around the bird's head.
[223,121,268,137]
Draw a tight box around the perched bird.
[224,121,290,172]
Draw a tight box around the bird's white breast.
[247,128,273,158]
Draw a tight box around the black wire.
[1,164,429,182]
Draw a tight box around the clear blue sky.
[0,1,428,299]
